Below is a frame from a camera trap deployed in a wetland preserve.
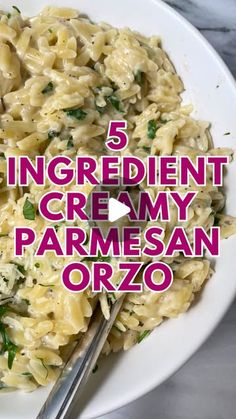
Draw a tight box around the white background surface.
[100,300,236,419]
[100,0,236,418]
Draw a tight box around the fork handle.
[36,298,124,419]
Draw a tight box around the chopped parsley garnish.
[107,292,116,306]
[81,252,111,263]
[14,263,26,276]
[21,372,33,377]
[84,234,89,246]
[124,308,134,315]
[42,82,54,94]
[35,263,40,268]
[107,95,123,112]
[214,217,220,227]
[48,130,59,140]
[224,132,231,136]
[137,330,151,343]
[95,103,105,114]
[23,198,36,220]
[64,108,87,120]
[160,118,169,124]
[134,70,144,85]
[7,13,11,19]
[0,307,18,369]
[0,306,8,318]
[67,136,74,149]
[108,292,116,301]
[147,120,157,139]
[114,324,123,332]
[12,5,21,13]
[142,146,151,152]
[48,28,53,33]
[92,364,98,374]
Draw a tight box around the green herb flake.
[35,263,40,268]
[0,323,18,369]
[114,325,123,332]
[21,372,33,377]
[23,198,36,221]
[142,146,151,152]
[84,234,89,246]
[107,292,116,306]
[0,306,8,318]
[134,70,144,85]
[92,364,98,374]
[14,263,26,276]
[95,103,105,114]
[67,136,74,149]
[82,252,111,263]
[137,330,151,343]
[12,5,21,13]
[108,292,116,300]
[160,118,169,124]
[48,28,53,33]
[48,130,59,140]
[214,217,220,227]
[8,344,18,369]
[7,13,11,19]
[107,95,123,112]
[64,108,87,120]
[147,120,157,140]
[42,82,54,94]
[123,308,134,315]
[224,132,231,136]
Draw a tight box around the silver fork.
[37,296,124,419]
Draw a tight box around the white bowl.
[1,1,236,418]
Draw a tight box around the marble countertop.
[100,1,236,419]
[165,0,236,76]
